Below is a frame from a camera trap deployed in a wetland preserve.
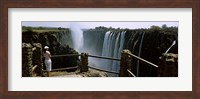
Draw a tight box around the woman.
[43,46,52,77]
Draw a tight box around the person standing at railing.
[43,46,52,77]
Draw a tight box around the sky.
[22,21,178,29]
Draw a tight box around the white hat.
[44,46,49,49]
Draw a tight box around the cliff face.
[124,28,178,77]
[22,30,79,70]
[22,26,178,77]
[82,29,107,55]
[82,27,178,77]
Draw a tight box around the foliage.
[22,26,69,33]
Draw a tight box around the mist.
[69,23,83,53]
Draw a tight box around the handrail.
[88,65,119,74]
[127,69,136,77]
[127,53,159,68]
[48,52,158,78]
[51,54,80,57]
[88,54,121,61]
[32,65,38,72]
[51,54,121,61]
[43,66,79,72]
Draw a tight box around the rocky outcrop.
[22,43,33,77]
[158,53,178,77]
[22,30,79,70]
[22,43,43,77]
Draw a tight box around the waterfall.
[101,31,126,72]
[69,24,83,53]
[81,27,178,77]
[101,31,111,70]
[111,31,126,72]
[136,32,145,76]
[124,31,145,77]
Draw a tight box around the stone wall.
[32,43,43,76]
[158,53,178,77]
[22,43,33,77]
[22,43,43,77]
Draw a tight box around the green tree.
[26,27,33,32]
[58,27,62,30]
[162,24,167,28]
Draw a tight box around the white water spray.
[69,24,83,53]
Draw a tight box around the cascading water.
[77,29,146,76]
[136,32,145,76]
[69,24,83,53]
[101,31,126,73]
[81,27,178,77]
[111,31,126,72]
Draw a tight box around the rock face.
[22,30,79,70]
[82,28,108,55]
[124,28,178,77]
[82,27,178,77]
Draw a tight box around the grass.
[22,29,67,33]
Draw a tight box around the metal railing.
[127,69,136,77]
[127,53,159,68]
[88,54,121,61]
[51,54,80,57]
[87,54,120,74]
[87,65,119,74]
[50,53,121,75]
[43,66,79,72]
[47,50,159,77]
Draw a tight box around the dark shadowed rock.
[22,30,79,70]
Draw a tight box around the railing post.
[80,53,88,72]
[158,53,178,77]
[119,50,132,77]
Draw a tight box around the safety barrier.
[43,66,79,72]
[51,54,80,57]
[43,54,80,72]
[46,49,160,77]
[22,43,164,77]
[88,54,121,61]
[87,65,119,74]
[127,53,158,68]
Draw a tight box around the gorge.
[22,25,178,77]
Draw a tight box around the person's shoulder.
[46,51,50,54]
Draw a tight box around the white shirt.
[44,51,51,60]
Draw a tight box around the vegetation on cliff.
[22,27,78,70]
